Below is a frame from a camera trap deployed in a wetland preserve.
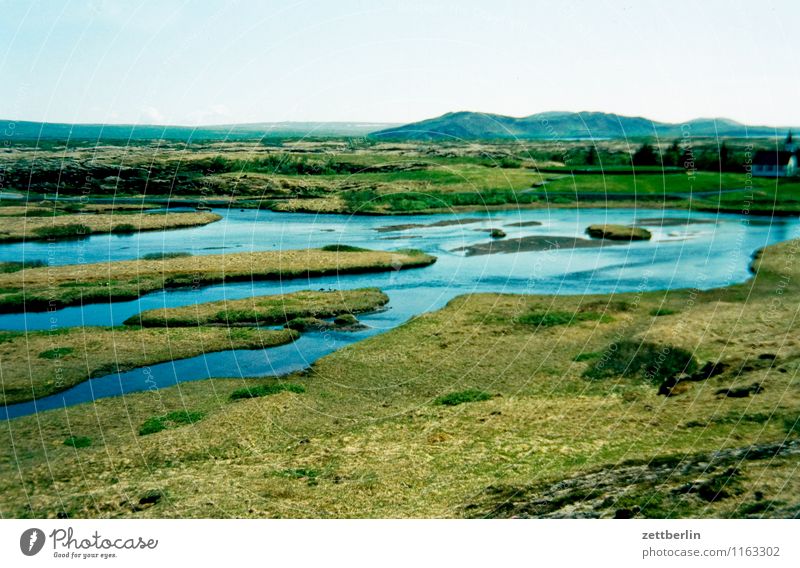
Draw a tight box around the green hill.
[370,111,795,140]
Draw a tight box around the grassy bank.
[0,211,221,242]
[126,288,389,327]
[0,326,297,405]
[2,237,799,518]
[0,248,435,313]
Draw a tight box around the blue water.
[2,207,798,419]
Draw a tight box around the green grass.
[434,389,493,406]
[573,352,600,362]
[139,410,205,436]
[342,189,540,213]
[0,249,433,313]
[127,288,389,328]
[279,467,321,486]
[537,171,753,195]
[38,347,74,359]
[229,383,306,401]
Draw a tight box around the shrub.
[584,340,697,383]
[58,203,85,213]
[632,143,658,166]
[333,313,359,326]
[138,410,205,436]
[497,157,522,168]
[650,308,677,317]
[138,489,164,505]
[435,389,492,406]
[230,383,306,401]
[110,223,137,233]
[517,310,612,327]
[38,347,74,359]
[140,251,192,260]
[320,244,370,252]
[285,317,326,331]
[33,223,91,239]
[784,415,800,437]
[0,260,47,273]
[63,436,92,448]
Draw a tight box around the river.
[2,207,797,418]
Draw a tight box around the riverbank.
[0,210,221,242]
[127,288,389,327]
[0,326,297,405]
[2,236,798,518]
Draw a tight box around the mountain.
[370,111,795,140]
[0,120,399,141]
[3,112,793,142]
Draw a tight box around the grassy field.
[267,168,800,215]
[7,137,800,216]
[2,237,798,518]
[0,248,435,312]
[0,210,221,242]
[127,288,389,327]
[0,326,297,405]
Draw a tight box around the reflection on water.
[2,207,798,418]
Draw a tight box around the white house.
[753,132,799,177]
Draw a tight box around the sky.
[1,0,799,126]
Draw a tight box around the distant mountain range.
[2,112,795,142]
[0,120,398,141]
[369,111,797,140]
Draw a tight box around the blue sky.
[1,0,798,126]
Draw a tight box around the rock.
[690,361,728,381]
[613,507,640,519]
[489,228,506,239]
[715,383,765,398]
[586,224,652,241]
[138,489,164,507]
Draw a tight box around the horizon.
[2,0,799,127]
[3,109,800,130]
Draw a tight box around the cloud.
[140,105,166,124]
